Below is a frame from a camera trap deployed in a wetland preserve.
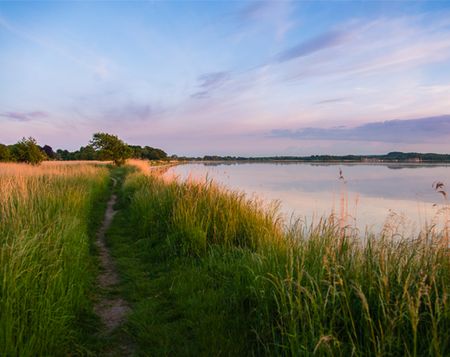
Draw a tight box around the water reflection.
[165,162,450,233]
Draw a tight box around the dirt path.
[94,178,133,355]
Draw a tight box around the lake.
[165,162,450,234]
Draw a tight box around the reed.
[432,181,449,247]
[0,162,110,355]
[115,164,450,356]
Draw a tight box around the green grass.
[109,168,450,356]
[2,162,448,355]
[0,163,110,356]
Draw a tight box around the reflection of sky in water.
[166,163,450,233]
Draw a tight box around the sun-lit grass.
[0,162,110,356]
[127,158,179,181]
[111,163,450,356]
[3,159,447,355]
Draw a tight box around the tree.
[90,132,131,166]
[56,149,72,160]
[142,146,167,160]
[77,145,98,160]
[0,144,11,162]
[127,145,168,160]
[11,137,47,165]
[42,145,56,159]
[128,145,144,159]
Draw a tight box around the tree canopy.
[129,145,168,160]
[42,145,56,159]
[0,134,168,164]
[90,132,131,166]
[0,144,11,162]
[9,137,47,165]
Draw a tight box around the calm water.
[165,162,450,233]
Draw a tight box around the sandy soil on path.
[94,178,134,356]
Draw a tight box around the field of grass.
[1,160,449,355]
[110,165,450,356]
[0,162,110,356]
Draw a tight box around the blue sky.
[1,1,450,156]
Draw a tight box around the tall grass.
[118,166,450,356]
[0,162,110,355]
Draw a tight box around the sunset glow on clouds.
[1,1,450,155]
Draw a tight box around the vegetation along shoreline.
[1,133,449,355]
[1,135,450,164]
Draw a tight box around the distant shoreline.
[182,159,450,166]
[173,152,450,164]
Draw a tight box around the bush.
[0,144,11,162]
[10,137,47,165]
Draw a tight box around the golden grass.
[0,160,108,176]
[0,161,110,355]
[127,158,179,182]
[0,161,108,208]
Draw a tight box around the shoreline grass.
[110,165,450,356]
[1,160,448,355]
[0,162,110,355]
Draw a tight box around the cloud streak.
[271,115,450,143]
[100,102,164,122]
[276,29,352,62]
[315,97,348,105]
[191,71,231,98]
[0,111,49,122]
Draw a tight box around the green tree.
[90,132,131,166]
[0,144,11,162]
[128,145,167,160]
[11,137,47,165]
[42,145,56,159]
[128,145,144,159]
[142,146,167,160]
[56,149,72,160]
[77,145,98,160]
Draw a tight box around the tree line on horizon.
[1,134,449,165]
[0,133,168,165]
[200,152,450,162]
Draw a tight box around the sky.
[1,0,450,156]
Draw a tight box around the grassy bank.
[0,162,110,355]
[110,166,449,356]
